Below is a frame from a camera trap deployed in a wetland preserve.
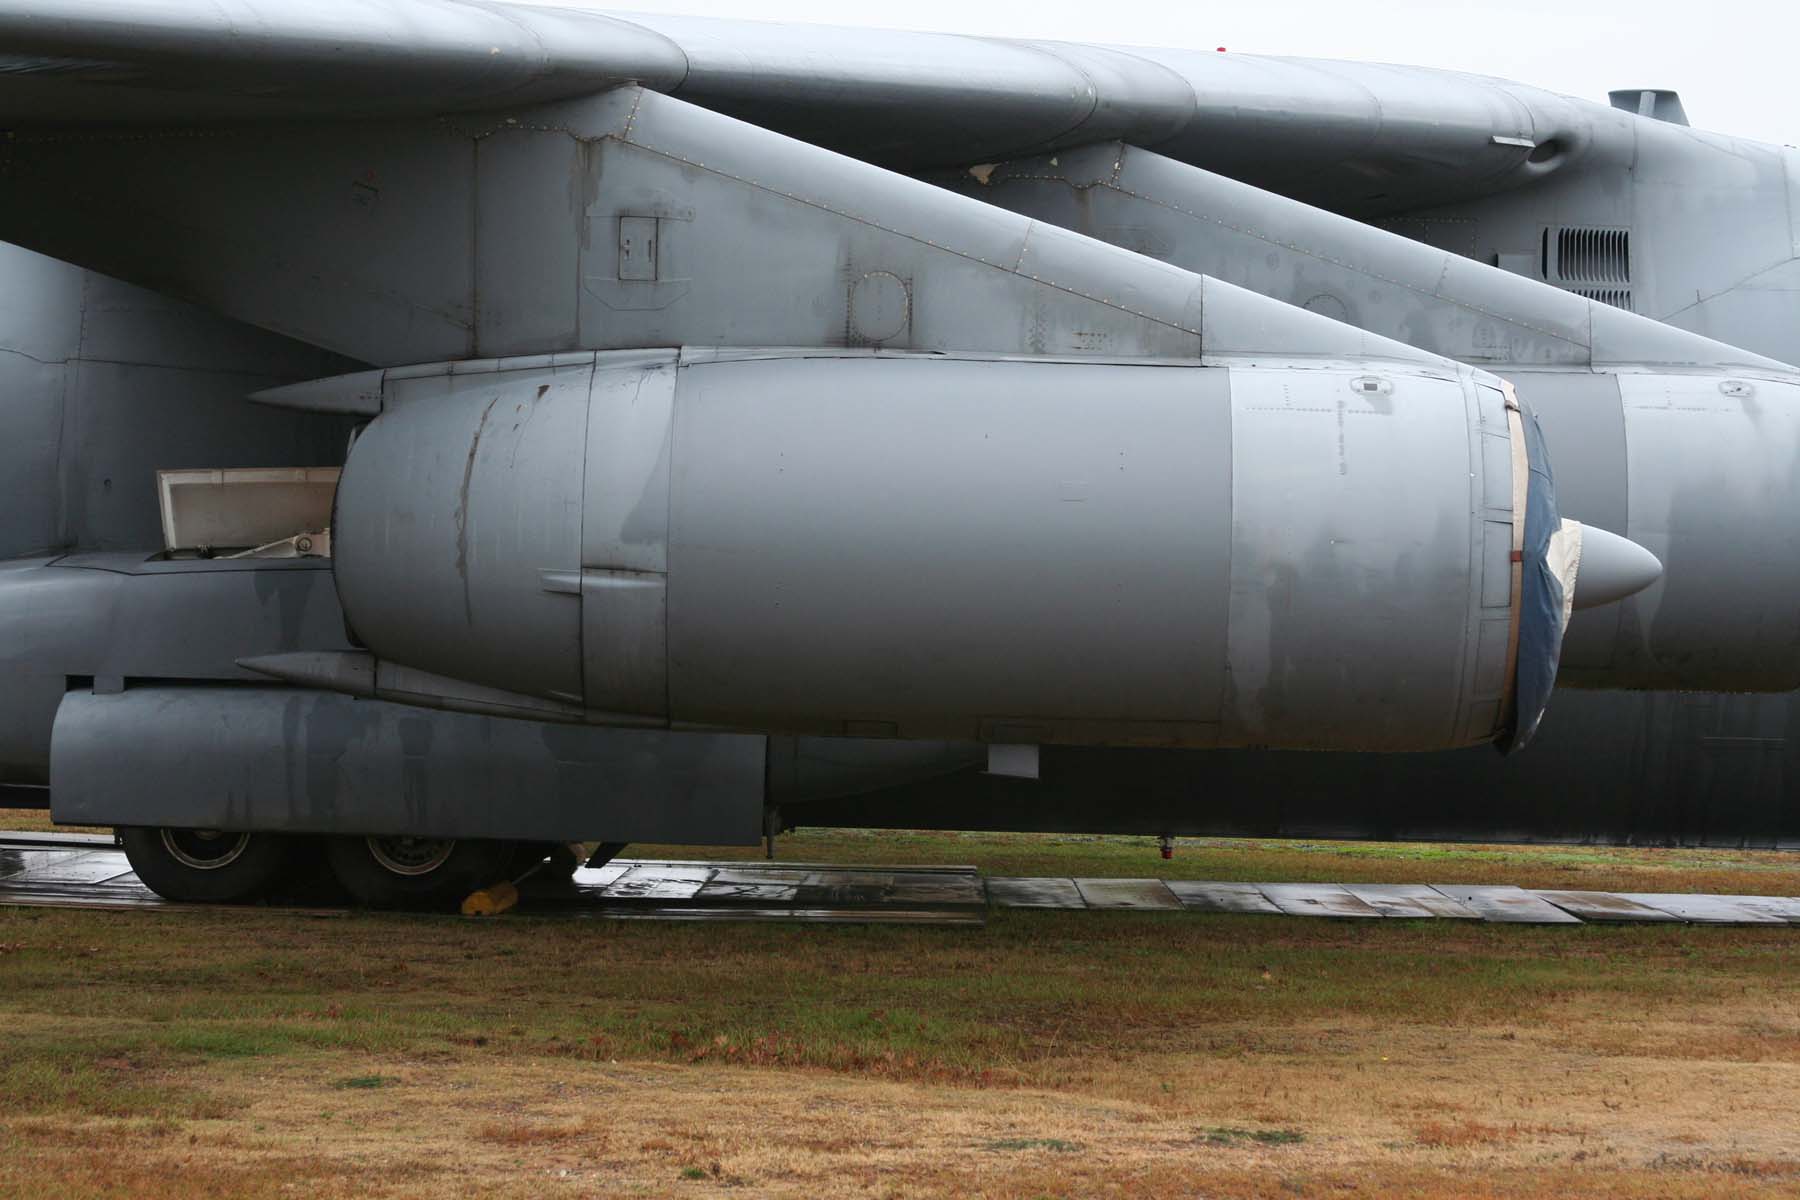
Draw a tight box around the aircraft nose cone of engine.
[1572,525,1663,610]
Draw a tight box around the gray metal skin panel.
[49,687,767,845]
[948,142,1785,373]
[0,549,975,839]
[1379,114,1800,372]
[0,556,351,785]
[1615,373,1800,691]
[9,5,1779,369]
[0,85,1434,370]
[23,509,1770,849]
[661,354,1234,745]
[333,357,593,702]
[1510,372,1626,677]
[0,243,356,559]
[952,144,1800,692]
[332,348,1516,752]
[3,8,1794,357]
[1389,120,1800,676]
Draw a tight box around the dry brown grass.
[474,1118,600,1147]
[5,1034,1800,1198]
[1411,1118,1578,1148]
[0,807,103,835]
[3,821,1800,1197]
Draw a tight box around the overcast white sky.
[533,1,1798,146]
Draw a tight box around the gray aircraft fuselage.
[1,7,1797,862]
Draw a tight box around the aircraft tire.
[117,826,291,903]
[325,835,516,910]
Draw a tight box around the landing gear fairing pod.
[248,348,1629,755]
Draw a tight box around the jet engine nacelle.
[325,348,1553,753]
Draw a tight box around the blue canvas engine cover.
[1503,405,1566,753]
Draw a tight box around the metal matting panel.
[0,841,987,924]
[1431,884,1583,923]
[1073,878,1183,910]
[1343,883,1480,919]
[1532,890,1684,922]
[0,848,74,880]
[616,859,979,874]
[1703,895,1800,923]
[3,839,1800,929]
[790,872,895,907]
[9,849,136,885]
[0,888,229,912]
[595,865,715,901]
[0,831,116,848]
[1259,883,1384,919]
[986,877,1085,908]
[695,879,801,902]
[1165,881,1284,915]
[1612,893,1789,925]
[570,863,633,889]
[705,868,814,885]
[886,873,986,908]
[593,907,986,926]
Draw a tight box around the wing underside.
[0,1,1614,214]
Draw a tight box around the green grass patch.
[1203,1126,1306,1146]
[0,1056,231,1121]
[330,1075,397,1090]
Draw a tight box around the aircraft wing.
[0,1,1618,214]
[0,1,686,120]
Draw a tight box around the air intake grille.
[1549,227,1630,285]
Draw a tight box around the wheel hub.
[158,828,251,871]
[365,836,455,876]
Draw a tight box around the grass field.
[1,818,1798,1197]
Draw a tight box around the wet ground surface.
[5,832,1800,925]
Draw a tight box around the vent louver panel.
[1542,226,1633,311]
[1548,226,1631,285]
